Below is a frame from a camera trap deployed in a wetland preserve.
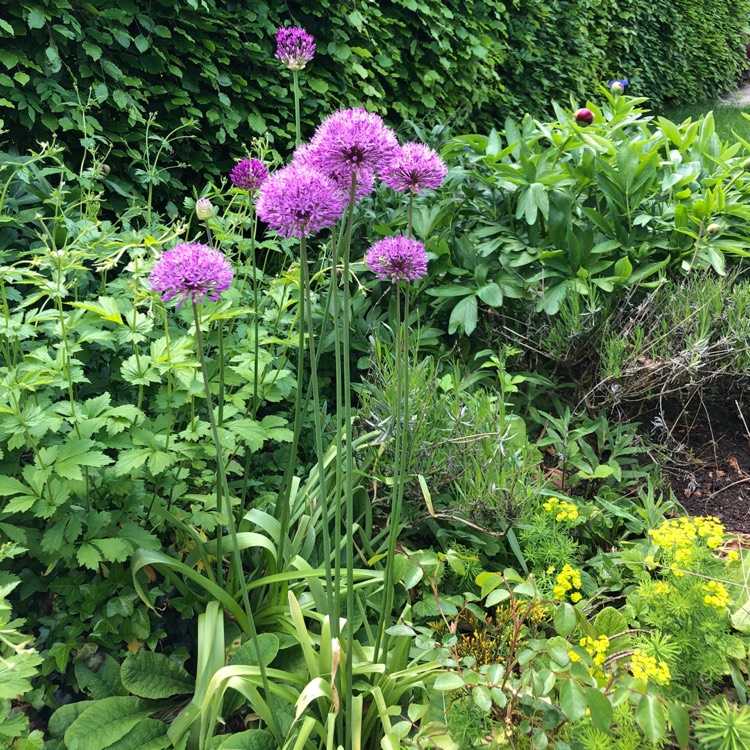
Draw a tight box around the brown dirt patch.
[656,400,750,533]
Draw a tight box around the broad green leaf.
[593,607,627,638]
[215,729,275,750]
[230,634,279,669]
[473,685,492,712]
[64,697,156,750]
[585,687,612,733]
[448,295,478,335]
[69,297,123,324]
[121,651,193,698]
[108,719,169,750]
[635,693,666,743]
[433,672,465,691]
[553,603,576,637]
[667,701,690,749]
[558,679,587,722]
[75,655,127,699]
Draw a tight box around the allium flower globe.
[365,236,428,284]
[230,158,268,191]
[149,242,233,305]
[255,163,347,238]
[294,143,376,201]
[381,142,448,194]
[307,108,399,181]
[275,26,316,70]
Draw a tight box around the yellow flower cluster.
[727,550,740,563]
[702,580,732,609]
[543,496,579,522]
[580,635,610,667]
[649,516,725,551]
[653,581,672,596]
[694,516,725,549]
[553,564,582,602]
[630,649,670,686]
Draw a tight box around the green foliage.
[1,0,747,200]
[430,94,750,340]
[597,271,750,405]
[0,542,43,747]
[695,699,750,750]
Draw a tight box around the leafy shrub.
[0,0,747,200]
[427,92,750,343]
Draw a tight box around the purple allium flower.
[195,198,214,220]
[255,163,347,238]
[149,242,233,306]
[381,142,448,194]
[365,236,428,284]
[294,142,375,201]
[275,26,316,71]
[575,108,594,126]
[307,108,400,182]
[230,158,268,192]
[609,79,629,94]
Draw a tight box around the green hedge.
[0,0,746,199]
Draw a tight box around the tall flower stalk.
[276,26,315,146]
[256,161,346,600]
[365,235,429,660]
[149,241,282,742]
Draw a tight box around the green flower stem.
[191,300,282,743]
[331,234,344,638]
[373,282,409,663]
[299,236,334,615]
[341,176,357,741]
[292,70,302,146]
[407,192,414,238]
[54,288,81,440]
[274,265,306,581]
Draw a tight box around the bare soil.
[656,400,750,533]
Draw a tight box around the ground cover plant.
[2,19,750,750]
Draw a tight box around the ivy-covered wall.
[0,0,746,196]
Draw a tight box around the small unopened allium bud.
[707,223,720,235]
[575,108,594,126]
[195,198,214,221]
[100,163,111,176]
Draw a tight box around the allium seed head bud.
[100,164,110,176]
[230,158,268,192]
[275,27,316,71]
[575,108,595,126]
[195,198,214,221]
[707,223,720,235]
